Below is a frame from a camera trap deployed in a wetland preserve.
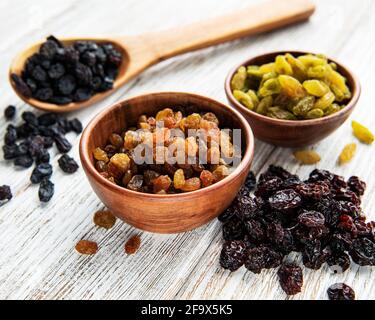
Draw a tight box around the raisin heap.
[93,108,237,194]
[219,165,374,297]
[10,35,122,105]
[2,108,81,202]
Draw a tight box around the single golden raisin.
[313,91,335,110]
[278,75,305,99]
[212,165,229,181]
[173,169,185,189]
[125,235,141,255]
[303,80,329,97]
[93,210,116,229]
[233,90,254,110]
[122,170,133,186]
[293,150,321,164]
[202,112,219,126]
[110,153,131,173]
[153,175,171,193]
[180,177,201,192]
[352,121,374,144]
[275,55,293,75]
[339,143,357,165]
[207,146,220,164]
[200,170,215,187]
[306,108,324,119]
[256,96,273,115]
[185,136,198,157]
[258,78,281,97]
[95,160,107,172]
[75,240,98,255]
[93,147,109,163]
[184,113,201,130]
[156,108,176,128]
[267,107,296,120]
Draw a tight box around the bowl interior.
[226,51,360,124]
[82,92,254,196]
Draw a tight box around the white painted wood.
[0,0,374,300]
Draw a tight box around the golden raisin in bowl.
[230,53,352,120]
[91,107,241,194]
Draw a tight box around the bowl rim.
[225,50,361,126]
[79,91,255,199]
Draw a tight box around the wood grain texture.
[0,0,374,300]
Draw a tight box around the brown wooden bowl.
[225,51,361,147]
[79,92,254,234]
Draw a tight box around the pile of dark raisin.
[2,106,81,202]
[219,165,374,297]
[10,35,122,105]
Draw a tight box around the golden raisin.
[200,170,215,187]
[153,175,171,193]
[352,121,374,144]
[212,165,229,181]
[173,169,186,189]
[339,143,357,165]
[125,235,141,255]
[93,210,117,229]
[293,150,321,164]
[75,240,98,255]
[109,133,124,148]
[110,153,131,173]
[180,177,201,192]
[93,147,109,163]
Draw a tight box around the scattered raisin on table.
[277,263,303,295]
[327,283,355,300]
[38,178,55,203]
[4,105,16,120]
[30,163,53,184]
[0,185,12,201]
[220,240,247,271]
[125,235,141,255]
[58,154,79,173]
[93,210,116,229]
[75,240,99,255]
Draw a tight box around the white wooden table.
[0,0,374,300]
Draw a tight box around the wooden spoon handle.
[142,0,315,61]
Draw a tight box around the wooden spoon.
[9,0,315,113]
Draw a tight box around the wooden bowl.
[225,51,361,147]
[79,92,254,234]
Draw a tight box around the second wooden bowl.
[225,51,361,147]
[79,92,254,234]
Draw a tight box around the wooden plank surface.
[0,0,374,300]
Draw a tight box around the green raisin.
[325,103,341,116]
[314,91,335,110]
[267,107,296,120]
[306,108,324,119]
[303,80,330,97]
[259,78,281,97]
[292,96,315,117]
[231,66,247,90]
[256,96,273,115]
[233,90,254,110]
[275,55,293,75]
[285,53,307,81]
[278,75,305,99]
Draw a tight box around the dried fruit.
[293,150,321,164]
[58,154,79,173]
[268,189,302,211]
[38,178,54,202]
[338,143,356,165]
[220,240,247,271]
[93,210,116,229]
[14,36,123,105]
[245,246,283,273]
[0,185,12,201]
[125,235,141,255]
[75,240,98,255]
[352,121,374,144]
[327,283,355,300]
[231,53,352,120]
[30,163,53,184]
[277,263,303,295]
[4,105,16,120]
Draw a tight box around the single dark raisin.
[347,176,366,196]
[35,148,50,164]
[57,75,76,95]
[69,118,83,134]
[277,263,303,295]
[327,283,355,300]
[245,246,283,274]
[0,185,12,201]
[4,125,18,145]
[35,88,53,101]
[298,211,325,228]
[48,63,65,79]
[10,74,32,98]
[220,240,247,272]
[22,111,38,126]
[244,219,266,243]
[31,65,47,82]
[3,144,19,160]
[223,216,246,241]
[73,88,93,102]
[255,177,283,198]
[302,240,330,270]
[14,155,33,168]
[243,171,256,191]
[4,105,16,120]
[58,154,79,173]
[296,182,330,200]
[349,238,375,266]
[268,189,302,211]
[38,178,54,202]
[327,252,351,273]
[30,163,53,184]
[40,39,59,59]
[54,134,72,153]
